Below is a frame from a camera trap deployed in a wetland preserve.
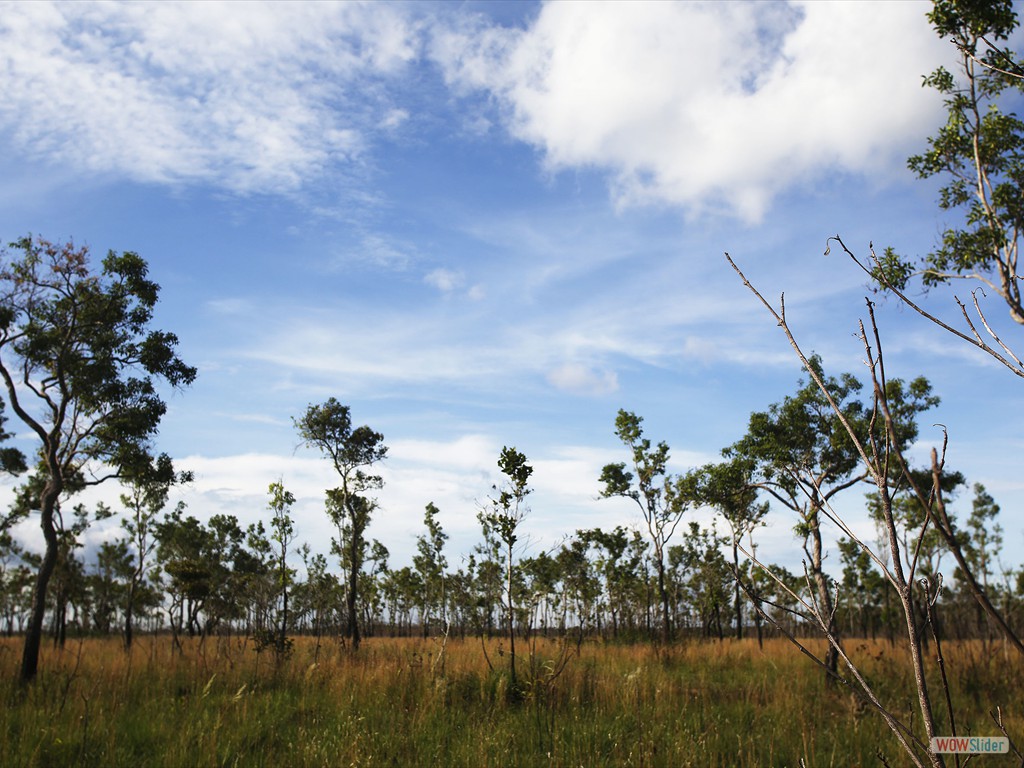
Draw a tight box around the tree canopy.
[0,236,195,682]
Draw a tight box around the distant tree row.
[6,0,1024,694]
[0,313,1020,671]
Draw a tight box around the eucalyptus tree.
[156,510,256,642]
[295,546,340,652]
[520,550,559,636]
[381,565,421,636]
[295,398,386,650]
[358,539,389,637]
[877,0,1024,324]
[725,356,873,679]
[962,483,1003,593]
[0,531,32,635]
[479,446,533,690]
[413,502,448,635]
[683,459,767,639]
[578,526,637,639]
[120,462,189,649]
[600,410,689,642]
[957,483,1006,637]
[0,236,195,682]
[90,540,132,636]
[555,539,601,636]
[38,503,97,646]
[156,508,214,643]
[837,537,887,639]
[267,481,297,656]
[668,522,730,639]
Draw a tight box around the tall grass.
[1,635,1020,766]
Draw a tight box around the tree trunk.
[506,542,517,690]
[808,508,839,682]
[655,552,671,642]
[125,588,135,650]
[20,487,60,683]
[347,531,361,650]
[733,541,743,640]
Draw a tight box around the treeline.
[0,402,1019,655]
[0,237,1021,687]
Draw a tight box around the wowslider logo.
[930,736,1009,754]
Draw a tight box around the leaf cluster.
[0,236,196,486]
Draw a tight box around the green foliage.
[600,410,690,641]
[959,482,1004,589]
[480,446,534,689]
[882,1,1024,323]
[0,237,195,477]
[413,502,449,628]
[725,355,868,514]
[294,398,387,494]
[483,446,533,550]
[295,399,386,649]
[0,236,194,680]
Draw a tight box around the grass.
[0,634,1021,767]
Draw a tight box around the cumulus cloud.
[0,1,418,194]
[432,0,949,221]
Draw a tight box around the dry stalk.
[726,252,948,767]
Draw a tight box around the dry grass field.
[1,634,1021,767]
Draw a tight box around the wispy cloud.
[0,1,419,194]
[546,362,618,397]
[424,267,465,294]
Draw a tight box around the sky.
[1,0,1022,580]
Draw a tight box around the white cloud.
[0,1,419,194]
[379,108,410,130]
[433,0,948,221]
[546,362,618,396]
[424,267,465,293]
[205,297,254,316]
[353,234,417,270]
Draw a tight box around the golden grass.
[0,634,1020,767]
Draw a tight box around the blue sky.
[1,1,1021,577]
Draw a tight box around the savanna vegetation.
[3,1,1024,766]
[1,635,1021,768]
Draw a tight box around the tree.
[0,531,32,635]
[963,483,1003,593]
[879,0,1024,324]
[579,525,641,639]
[725,357,938,680]
[413,502,448,635]
[267,481,296,657]
[683,459,767,640]
[295,398,386,650]
[726,254,977,765]
[42,503,97,646]
[120,462,189,650]
[668,522,730,639]
[156,508,214,644]
[955,482,1006,638]
[479,446,532,691]
[725,357,867,668]
[155,509,255,643]
[90,539,132,636]
[0,236,195,682]
[600,410,689,642]
[294,546,340,658]
[837,536,887,639]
